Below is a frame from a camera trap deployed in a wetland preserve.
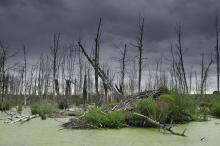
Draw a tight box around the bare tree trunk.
[200,53,213,94]
[137,17,144,93]
[83,74,87,108]
[50,32,61,96]
[195,72,198,94]
[78,41,122,100]
[200,54,204,95]
[87,68,91,103]
[78,47,83,94]
[215,15,219,93]
[94,18,102,98]
[121,44,127,95]
[0,41,17,102]
[175,23,188,93]
[23,45,27,105]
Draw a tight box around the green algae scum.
[0,112,220,146]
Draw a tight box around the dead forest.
[0,15,220,138]
[0,16,218,106]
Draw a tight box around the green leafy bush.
[84,107,105,126]
[134,99,157,119]
[31,103,57,117]
[0,101,11,111]
[198,106,209,121]
[167,94,196,123]
[103,112,125,128]
[124,112,145,126]
[134,99,168,123]
[58,99,69,109]
[155,100,169,123]
[158,86,170,94]
[211,99,220,117]
[159,94,174,105]
[84,107,125,128]
[199,101,211,108]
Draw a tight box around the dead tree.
[170,42,178,91]
[215,15,220,93]
[83,74,87,107]
[200,53,213,94]
[50,32,61,96]
[37,55,44,98]
[132,17,145,93]
[94,18,102,97]
[23,45,27,105]
[78,46,83,94]
[129,58,137,94]
[174,23,188,93]
[120,44,128,95]
[43,56,51,98]
[78,41,122,100]
[0,41,17,102]
[87,68,92,103]
[65,45,76,96]
[195,71,198,94]
[113,43,129,95]
[188,67,193,93]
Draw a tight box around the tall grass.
[134,98,169,123]
[166,94,196,123]
[0,100,11,111]
[31,103,57,119]
[84,107,125,128]
[211,99,220,117]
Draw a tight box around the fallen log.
[133,112,186,137]
[5,115,38,124]
[112,90,160,111]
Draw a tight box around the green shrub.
[198,106,209,121]
[84,107,125,128]
[103,112,125,128]
[167,94,196,123]
[134,99,157,120]
[84,107,105,126]
[31,103,57,116]
[124,112,145,126]
[58,99,69,109]
[0,101,11,111]
[133,99,168,122]
[159,86,170,94]
[159,94,174,105]
[155,100,169,123]
[211,99,220,117]
[199,101,211,108]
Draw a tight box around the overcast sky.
[0,0,220,92]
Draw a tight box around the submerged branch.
[133,112,186,137]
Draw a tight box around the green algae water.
[0,113,220,146]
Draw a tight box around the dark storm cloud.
[0,0,219,63]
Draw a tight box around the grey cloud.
[0,0,219,62]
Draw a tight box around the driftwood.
[133,112,186,137]
[112,90,160,111]
[5,115,38,124]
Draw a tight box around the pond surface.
[0,112,220,146]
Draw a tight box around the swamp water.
[0,112,220,146]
